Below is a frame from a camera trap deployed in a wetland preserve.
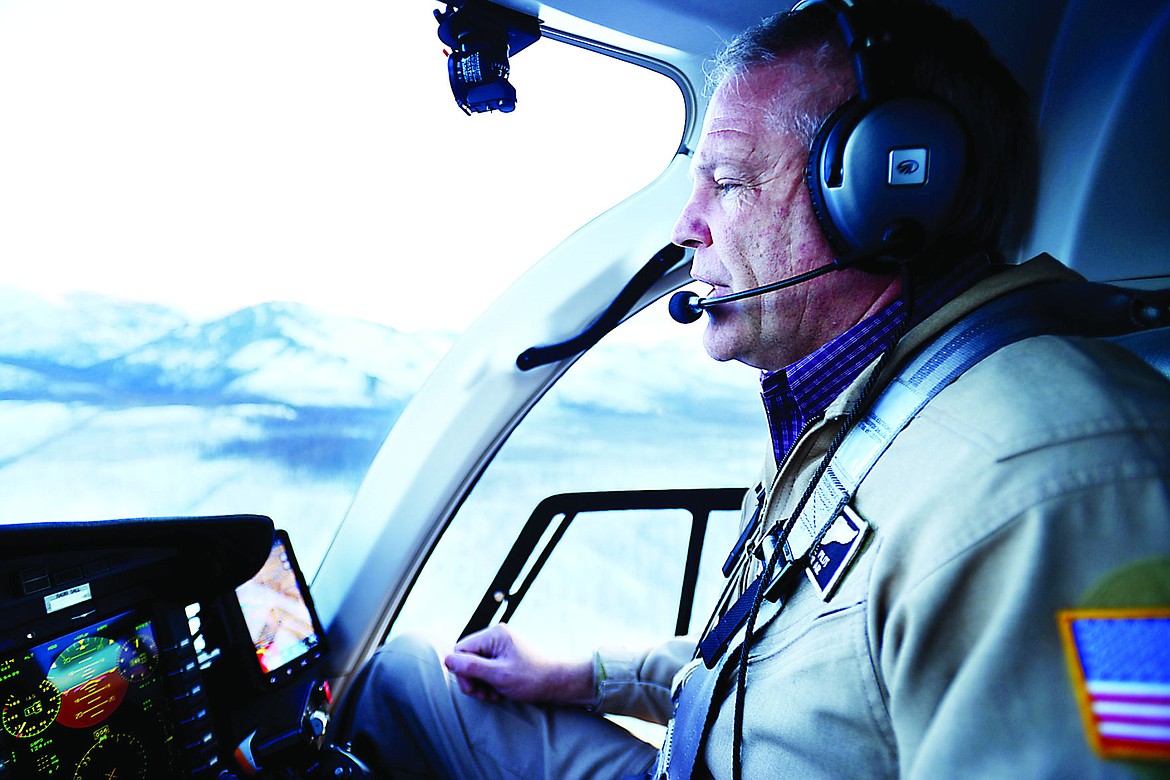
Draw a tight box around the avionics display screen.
[235,532,323,682]
[0,610,177,778]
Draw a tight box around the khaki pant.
[346,634,658,779]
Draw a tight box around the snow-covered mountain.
[0,290,457,409]
[0,287,187,367]
[0,286,765,575]
[0,288,464,539]
[102,301,458,408]
[0,286,762,417]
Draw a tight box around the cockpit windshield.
[0,0,683,576]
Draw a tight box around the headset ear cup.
[807,96,969,269]
[807,97,868,257]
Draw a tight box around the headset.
[670,0,975,323]
[800,0,971,270]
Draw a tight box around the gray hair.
[705,0,1037,257]
[706,11,854,146]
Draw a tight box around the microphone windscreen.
[669,291,703,324]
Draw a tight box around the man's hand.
[443,623,594,707]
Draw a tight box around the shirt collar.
[761,255,991,465]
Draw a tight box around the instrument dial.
[117,636,157,683]
[1,677,62,739]
[73,732,147,780]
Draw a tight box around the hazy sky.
[0,0,683,331]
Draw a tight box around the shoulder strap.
[785,276,1168,562]
[675,277,1168,778]
[784,283,1064,560]
[701,282,1082,666]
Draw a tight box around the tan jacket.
[595,256,1170,778]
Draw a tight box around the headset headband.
[793,0,972,264]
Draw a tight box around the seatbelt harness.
[663,288,1075,780]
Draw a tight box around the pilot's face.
[671,62,878,371]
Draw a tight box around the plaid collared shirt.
[761,258,992,466]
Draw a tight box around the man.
[347,1,1170,777]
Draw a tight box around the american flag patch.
[1058,608,1170,761]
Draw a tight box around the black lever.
[515,244,686,371]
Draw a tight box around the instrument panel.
[0,516,361,780]
[2,609,176,778]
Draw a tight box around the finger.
[453,624,500,651]
[451,633,485,656]
[452,624,508,657]
[452,670,476,697]
[450,667,501,701]
[445,652,502,691]
[445,651,480,678]
[446,658,486,697]
[469,679,500,702]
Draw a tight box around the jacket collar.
[821,253,1084,422]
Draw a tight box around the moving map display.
[235,533,323,682]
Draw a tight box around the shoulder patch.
[1058,608,1170,762]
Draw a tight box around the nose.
[671,193,711,250]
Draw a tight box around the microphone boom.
[667,238,899,325]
